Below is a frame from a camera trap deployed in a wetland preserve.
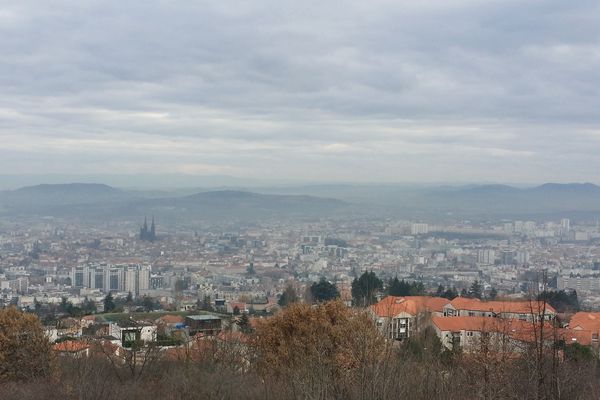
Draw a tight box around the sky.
[1,0,600,185]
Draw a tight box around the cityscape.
[2,0,600,399]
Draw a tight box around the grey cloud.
[1,0,599,183]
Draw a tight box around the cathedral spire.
[150,216,156,241]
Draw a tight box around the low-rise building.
[370,296,449,340]
[443,297,556,321]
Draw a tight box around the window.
[593,333,598,342]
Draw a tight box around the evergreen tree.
[387,277,409,296]
[435,284,445,297]
[33,297,42,314]
[469,280,483,299]
[442,287,458,300]
[489,287,498,300]
[103,292,116,312]
[409,281,425,296]
[247,262,255,276]
[351,271,383,307]
[126,291,133,304]
[278,284,298,307]
[142,296,155,312]
[309,279,340,303]
[387,278,425,297]
[82,297,97,314]
[237,313,252,334]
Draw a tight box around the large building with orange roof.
[370,296,450,340]
[432,316,559,352]
[443,297,556,321]
[567,312,600,346]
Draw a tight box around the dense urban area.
[3,192,600,399]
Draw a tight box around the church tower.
[150,217,156,241]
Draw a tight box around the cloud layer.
[1,0,599,183]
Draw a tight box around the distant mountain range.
[1,182,600,222]
[0,183,347,222]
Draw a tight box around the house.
[246,298,279,314]
[80,315,96,329]
[370,296,450,340]
[566,312,600,346]
[185,315,222,336]
[109,320,157,347]
[55,317,83,339]
[227,302,248,314]
[443,297,556,321]
[53,340,91,357]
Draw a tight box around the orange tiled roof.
[570,312,600,331]
[53,340,90,353]
[448,298,556,315]
[563,329,594,346]
[371,296,450,318]
[432,316,557,343]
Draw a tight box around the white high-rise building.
[123,264,151,296]
[411,223,429,235]
[138,266,151,292]
[477,249,496,265]
[515,251,530,265]
[561,218,571,234]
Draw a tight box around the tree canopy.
[278,284,299,307]
[538,290,579,313]
[387,278,425,296]
[254,300,384,396]
[0,307,53,382]
[309,279,340,303]
[103,292,116,312]
[469,280,483,299]
[351,271,383,307]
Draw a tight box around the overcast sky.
[1,0,599,184]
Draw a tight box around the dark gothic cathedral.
[140,216,156,241]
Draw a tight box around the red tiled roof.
[371,296,450,318]
[53,340,90,353]
[432,316,559,343]
[570,312,600,331]
[448,298,556,315]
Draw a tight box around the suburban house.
[109,320,157,347]
[370,296,450,340]
[227,301,248,314]
[53,340,91,357]
[185,315,222,336]
[443,297,556,321]
[155,314,186,336]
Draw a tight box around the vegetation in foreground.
[1,303,599,400]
